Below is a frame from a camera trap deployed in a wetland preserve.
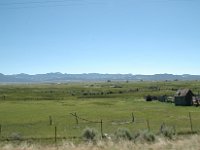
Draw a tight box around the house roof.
[175,89,194,97]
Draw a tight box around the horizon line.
[0,72,197,76]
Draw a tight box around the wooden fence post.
[49,116,52,125]
[100,120,103,138]
[160,122,165,133]
[189,112,193,132]
[55,126,57,143]
[0,124,1,135]
[75,112,78,125]
[173,125,176,134]
[146,119,150,131]
[132,113,134,122]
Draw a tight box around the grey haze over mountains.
[0,73,200,83]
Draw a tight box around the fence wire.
[1,111,200,141]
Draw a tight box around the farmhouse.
[174,89,194,106]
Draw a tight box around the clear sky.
[0,0,200,75]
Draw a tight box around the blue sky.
[0,0,200,75]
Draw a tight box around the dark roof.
[175,89,194,97]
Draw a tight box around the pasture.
[0,81,200,142]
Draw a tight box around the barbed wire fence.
[0,111,200,143]
[70,112,161,137]
[70,112,103,138]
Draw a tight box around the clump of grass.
[134,130,156,142]
[114,128,133,140]
[160,123,175,139]
[82,127,99,141]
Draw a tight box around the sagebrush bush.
[160,124,175,139]
[142,131,156,142]
[134,130,156,142]
[82,127,99,141]
[115,128,133,140]
[9,132,22,140]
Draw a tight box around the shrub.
[142,131,155,142]
[115,128,133,140]
[9,132,22,141]
[146,95,152,101]
[82,127,99,141]
[134,130,156,142]
[160,124,175,139]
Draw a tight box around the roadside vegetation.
[1,134,200,150]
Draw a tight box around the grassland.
[0,81,200,142]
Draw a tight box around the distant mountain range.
[0,73,200,83]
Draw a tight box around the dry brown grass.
[1,134,200,150]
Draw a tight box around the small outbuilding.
[174,89,194,106]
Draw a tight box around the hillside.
[0,73,200,83]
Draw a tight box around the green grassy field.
[0,81,200,142]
